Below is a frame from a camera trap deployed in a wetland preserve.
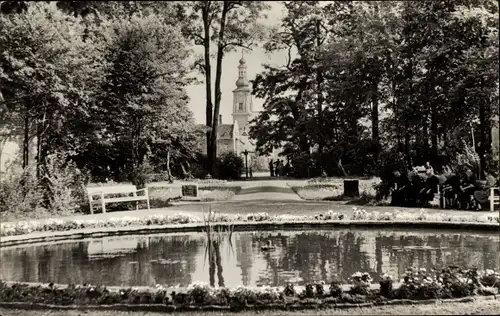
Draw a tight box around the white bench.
[86,185,150,214]
[490,187,499,212]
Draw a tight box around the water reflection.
[1,229,499,287]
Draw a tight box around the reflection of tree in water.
[2,231,498,287]
[255,231,371,286]
[235,234,253,286]
[138,235,200,286]
[377,233,500,281]
[0,235,201,287]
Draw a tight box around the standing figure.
[274,159,280,177]
[269,159,274,177]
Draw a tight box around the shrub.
[0,152,88,221]
[216,152,244,180]
[126,159,154,189]
[0,164,44,221]
[329,281,342,298]
[379,274,393,298]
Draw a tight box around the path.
[230,180,302,201]
[6,178,495,225]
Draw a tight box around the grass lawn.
[146,186,242,208]
[291,179,379,201]
[1,300,499,315]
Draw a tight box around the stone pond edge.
[0,294,498,313]
[1,219,498,248]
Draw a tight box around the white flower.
[352,272,362,278]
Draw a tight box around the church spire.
[236,50,248,88]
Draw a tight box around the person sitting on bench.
[443,173,461,209]
[458,169,479,210]
[391,170,411,206]
[419,164,440,205]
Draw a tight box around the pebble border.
[1,220,499,248]
[0,294,498,313]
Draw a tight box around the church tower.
[232,53,254,143]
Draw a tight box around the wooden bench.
[490,187,499,212]
[86,185,150,214]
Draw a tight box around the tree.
[178,0,270,174]
[0,2,104,172]
[249,1,332,176]
[95,12,196,186]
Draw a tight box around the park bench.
[86,184,150,214]
[490,187,499,212]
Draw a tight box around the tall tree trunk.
[23,113,29,168]
[430,101,438,165]
[478,88,487,180]
[166,147,172,182]
[371,79,379,162]
[202,2,214,173]
[36,122,41,179]
[210,1,230,170]
[422,113,429,163]
[315,19,324,165]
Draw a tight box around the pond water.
[1,228,499,288]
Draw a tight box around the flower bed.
[1,207,498,238]
[0,268,498,311]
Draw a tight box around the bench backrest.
[86,185,138,196]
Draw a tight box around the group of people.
[391,163,488,210]
[441,168,488,210]
[390,162,440,207]
[390,163,488,210]
[269,159,291,177]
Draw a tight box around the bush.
[216,152,244,180]
[0,152,88,221]
[126,159,154,189]
[0,164,44,221]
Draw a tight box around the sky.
[185,1,289,125]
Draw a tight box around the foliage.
[0,1,199,194]
[0,152,88,222]
[250,0,499,179]
[178,0,270,172]
[0,268,498,308]
[0,2,105,169]
[379,274,393,298]
[250,155,269,172]
[0,164,44,220]
[216,152,244,180]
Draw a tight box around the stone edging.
[1,219,498,248]
[0,294,498,313]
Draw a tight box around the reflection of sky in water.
[1,229,499,288]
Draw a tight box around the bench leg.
[147,198,150,210]
[101,200,106,213]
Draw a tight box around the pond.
[1,228,499,288]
